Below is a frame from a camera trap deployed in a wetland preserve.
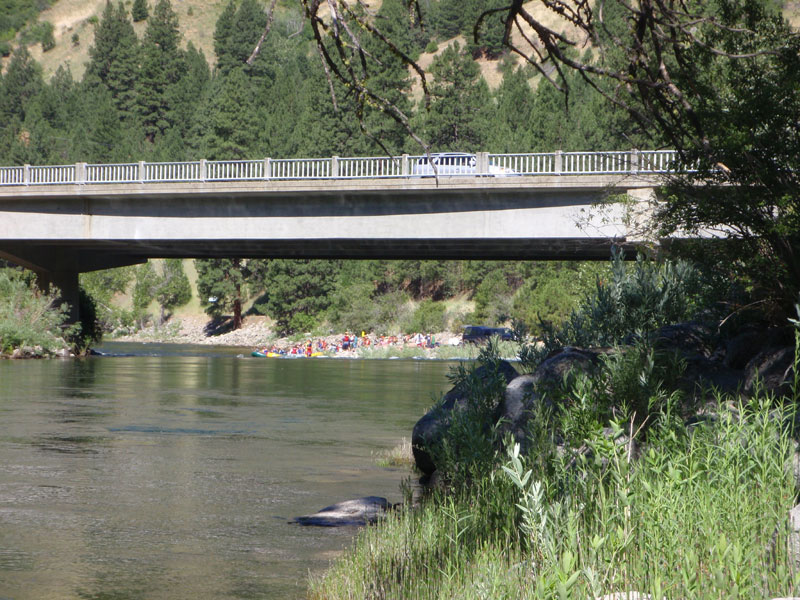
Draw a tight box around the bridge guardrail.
[0,150,681,186]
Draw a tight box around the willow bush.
[0,269,72,354]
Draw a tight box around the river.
[0,343,453,600]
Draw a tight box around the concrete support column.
[199,159,207,182]
[138,161,146,183]
[402,154,409,176]
[554,150,563,175]
[331,155,339,178]
[23,164,30,185]
[264,157,271,180]
[36,270,80,324]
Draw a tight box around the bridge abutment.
[36,270,80,324]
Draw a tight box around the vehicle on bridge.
[411,152,518,177]
[462,325,514,344]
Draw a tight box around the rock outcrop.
[411,361,518,477]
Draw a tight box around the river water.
[0,343,453,600]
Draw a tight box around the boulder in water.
[291,496,391,527]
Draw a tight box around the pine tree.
[195,258,252,330]
[132,0,148,22]
[0,46,43,123]
[414,42,492,151]
[260,259,340,334]
[135,0,186,142]
[193,67,260,159]
[215,0,267,76]
[213,0,237,69]
[85,2,140,121]
[489,66,536,152]
[155,259,191,323]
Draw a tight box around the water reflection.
[0,345,452,600]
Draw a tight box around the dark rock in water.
[744,346,796,396]
[291,496,390,527]
[412,361,518,476]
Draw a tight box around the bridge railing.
[0,150,681,186]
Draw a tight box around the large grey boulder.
[653,321,714,358]
[725,329,764,370]
[744,346,795,396]
[497,348,600,447]
[291,496,391,527]
[497,373,543,444]
[527,347,601,389]
[412,360,518,476]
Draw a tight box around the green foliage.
[528,251,707,360]
[80,266,134,332]
[423,341,510,489]
[404,299,446,334]
[0,268,71,354]
[312,389,798,600]
[257,259,339,335]
[20,20,54,51]
[469,270,512,326]
[413,42,492,150]
[131,0,148,22]
[155,259,191,319]
[0,0,55,49]
[511,262,605,335]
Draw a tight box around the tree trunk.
[233,297,242,330]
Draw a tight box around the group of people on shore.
[256,331,440,357]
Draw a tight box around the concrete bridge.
[0,150,676,313]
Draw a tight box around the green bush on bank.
[0,269,72,354]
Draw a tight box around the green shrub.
[425,40,439,53]
[0,269,72,354]
[403,299,446,333]
[520,250,707,372]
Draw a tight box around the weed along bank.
[310,257,800,599]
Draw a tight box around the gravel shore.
[110,315,464,352]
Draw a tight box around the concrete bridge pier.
[35,270,80,324]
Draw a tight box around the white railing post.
[402,154,409,176]
[476,152,489,175]
[23,164,30,185]
[630,149,640,173]
[264,157,271,180]
[199,159,207,182]
[331,155,339,178]
[75,162,87,184]
[554,151,562,175]
[138,161,146,183]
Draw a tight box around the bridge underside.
[0,237,636,274]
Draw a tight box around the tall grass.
[310,394,798,599]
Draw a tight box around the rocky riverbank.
[109,315,469,356]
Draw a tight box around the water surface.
[0,343,452,599]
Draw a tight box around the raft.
[251,350,323,358]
